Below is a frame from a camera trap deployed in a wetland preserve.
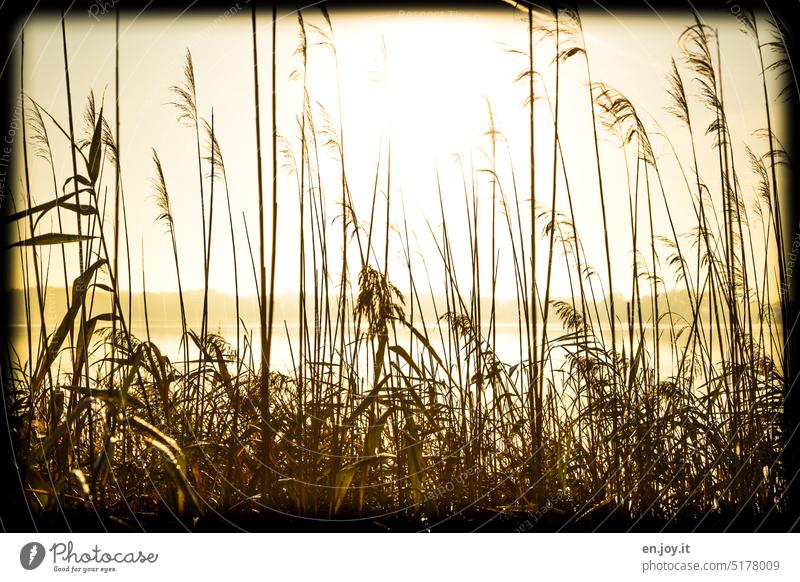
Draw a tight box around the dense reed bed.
[2,5,793,529]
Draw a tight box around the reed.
[4,5,789,527]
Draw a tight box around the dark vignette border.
[0,0,797,532]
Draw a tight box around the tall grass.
[3,6,790,526]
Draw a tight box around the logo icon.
[20,542,46,570]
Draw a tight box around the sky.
[5,4,789,304]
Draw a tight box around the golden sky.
[7,5,788,302]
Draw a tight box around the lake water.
[6,321,683,377]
